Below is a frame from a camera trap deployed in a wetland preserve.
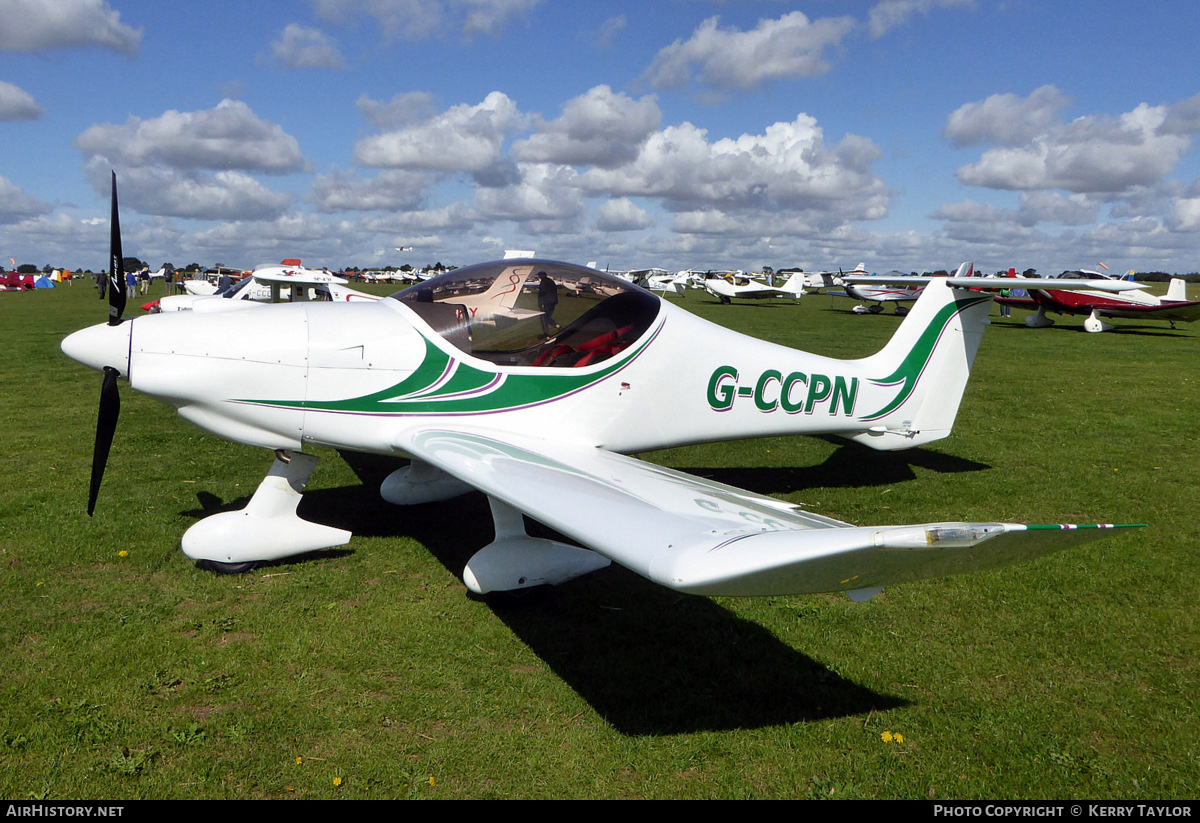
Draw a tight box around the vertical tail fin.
[849,264,992,450]
[779,271,806,295]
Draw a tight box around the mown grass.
[1,280,1197,799]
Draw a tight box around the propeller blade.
[87,172,128,515]
[87,366,121,516]
[107,171,126,326]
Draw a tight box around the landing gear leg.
[461,497,610,596]
[1025,306,1054,328]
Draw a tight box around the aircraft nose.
[61,320,132,377]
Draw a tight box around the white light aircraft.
[150,262,379,313]
[840,265,925,314]
[789,269,843,293]
[635,268,691,296]
[63,176,1138,602]
[702,271,806,304]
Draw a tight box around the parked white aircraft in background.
[839,265,926,314]
[702,270,807,304]
[148,262,379,313]
[637,268,692,296]
[796,271,844,293]
[62,177,1138,603]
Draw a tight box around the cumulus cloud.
[642,11,857,92]
[954,99,1193,193]
[578,114,887,227]
[0,0,142,54]
[593,15,626,49]
[867,0,973,39]
[361,201,476,236]
[74,100,304,221]
[0,80,43,121]
[944,85,1071,147]
[0,175,52,223]
[355,91,437,129]
[355,91,526,173]
[172,211,381,266]
[473,163,585,224]
[268,23,345,69]
[595,198,653,232]
[75,99,307,173]
[314,0,542,41]
[1157,90,1200,136]
[1017,191,1098,226]
[310,168,437,212]
[512,86,661,169]
[83,163,291,221]
[1172,197,1200,232]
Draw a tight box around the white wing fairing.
[63,252,1138,597]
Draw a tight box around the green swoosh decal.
[243,319,661,416]
[860,295,990,421]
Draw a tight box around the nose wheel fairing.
[182,450,351,566]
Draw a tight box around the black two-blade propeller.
[87,172,127,516]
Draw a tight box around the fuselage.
[62,259,991,463]
[844,282,922,304]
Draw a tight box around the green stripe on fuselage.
[242,322,656,416]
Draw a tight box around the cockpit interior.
[392,260,660,368]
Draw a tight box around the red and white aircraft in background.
[995,268,1200,333]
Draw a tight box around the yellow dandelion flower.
[119,550,128,557]
[295,756,303,765]
[428,775,436,787]
[881,731,893,742]
[895,733,904,743]
[333,776,342,787]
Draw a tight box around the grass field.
[1,279,1197,799]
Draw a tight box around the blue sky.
[3,0,1200,275]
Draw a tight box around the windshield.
[391,260,660,367]
[218,276,255,298]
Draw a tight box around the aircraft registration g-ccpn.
[62,179,1139,599]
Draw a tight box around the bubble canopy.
[390,260,660,368]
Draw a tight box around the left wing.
[397,427,1137,597]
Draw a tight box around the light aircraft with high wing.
[995,269,1200,333]
[62,175,1139,602]
[146,261,379,313]
[180,266,247,296]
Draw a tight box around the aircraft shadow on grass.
[178,442,981,734]
[990,319,1192,338]
[671,436,989,498]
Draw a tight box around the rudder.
[848,264,992,450]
